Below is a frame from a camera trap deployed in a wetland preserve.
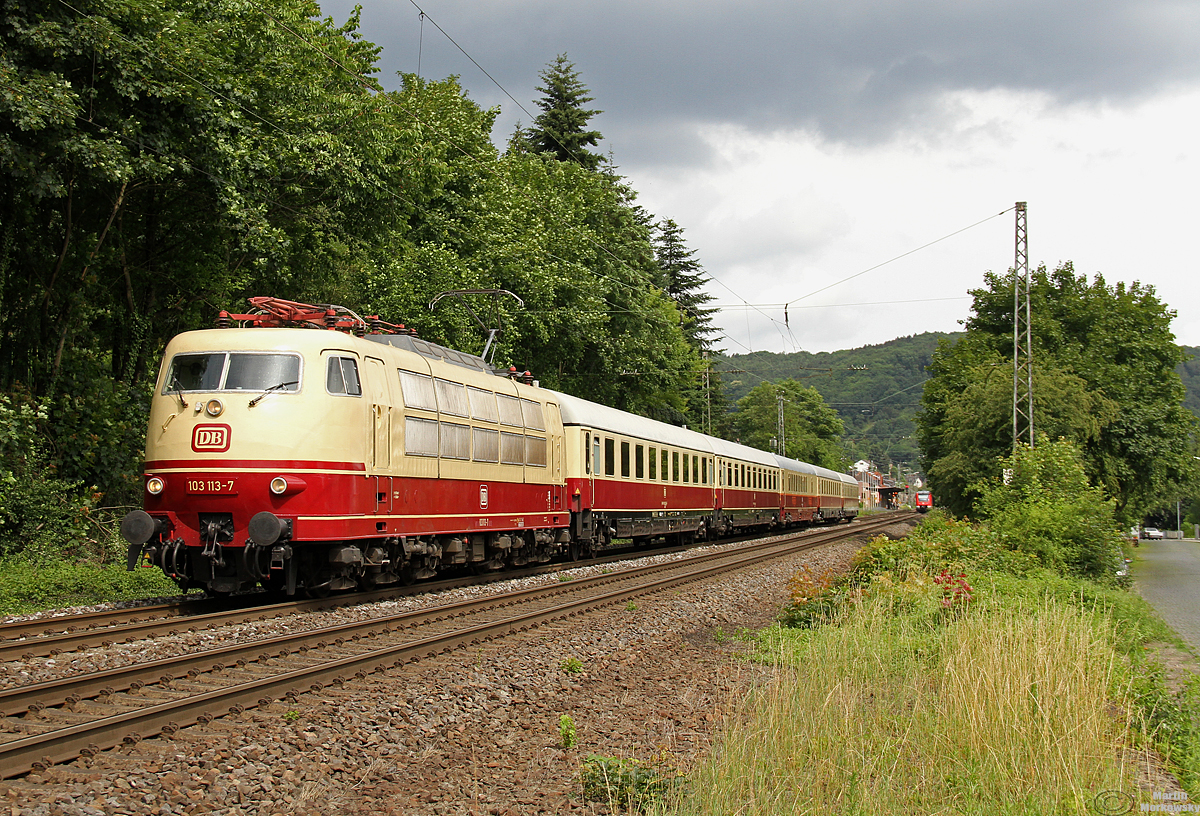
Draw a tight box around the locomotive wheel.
[567,541,581,562]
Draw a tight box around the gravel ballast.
[2,521,913,815]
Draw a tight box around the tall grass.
[667,596,1132,815]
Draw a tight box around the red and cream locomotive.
[122,298,858,596]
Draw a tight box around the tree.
[653,219,719,353]
[726,380,847,470]
[917,262,1196,521]
[511,54,603,170]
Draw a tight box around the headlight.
[205,398,224,417]
[269,475,307,496]
[147,476,165,495]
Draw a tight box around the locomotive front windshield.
[165,352,301,393]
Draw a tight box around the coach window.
[621,441,630,478]
[473,428,499,463]
[702,457,708,485]
[635,444,644,479]
[398,370,435,409]
[648,447,657,480]
[526,436,547,467]
[604,438,615,477]
[584,433,591,474]
[500,432,525,465]
[693,455,700,485]
[521,398,545,431]
[404,417,438,457]
[682,453,689,483]
[742,464,747,487]
[594,436,601,476]
[661,449,669,482]
[326,357,361,396]
[440,423,470,459]
[498,394,523,427]
[672,451,680,482]
[435,378,469,417]
[468,387,498,423]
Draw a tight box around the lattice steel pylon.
[1012,202,1034,449]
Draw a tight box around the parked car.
[1141,527,1164,540]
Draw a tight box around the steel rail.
[0,519,887,718]
[0,523,847,659]
[0,513,909,779]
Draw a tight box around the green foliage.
[918,262,1197,521]
[718,332,951,469]
[580,752,682,811]
[510,54,603,170]
[558,714,577,749]
[0,394,98,558]
[560,656,583,674]
[975,439,1127,582]
[725,378,847,469]
[0,557,180,615]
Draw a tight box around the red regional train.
[915,490,933,513]
[122,299,859,596]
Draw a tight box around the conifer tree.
[653,219,718,353]
[515,54,603,170]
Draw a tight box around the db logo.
[192,424,231,452]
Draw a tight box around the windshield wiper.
[169,377,188,410]
[249,381,299,407]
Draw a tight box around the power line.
[785,207,1016,306]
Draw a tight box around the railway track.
[0,513,909,779]
[0,527,818,661]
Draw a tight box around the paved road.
[1133,537,1200,650]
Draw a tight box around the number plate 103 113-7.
[186,479,238,495]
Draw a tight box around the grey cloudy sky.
[321,0,1200,354]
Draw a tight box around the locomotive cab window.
[167,352,303,394]
[324,356,359,396]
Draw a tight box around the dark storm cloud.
[323,0,1200,163]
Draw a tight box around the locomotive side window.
[404,417,439,457]
[620,441,630,478]
[435,378,469,417]
[498,394,523,427]
[399,370,436,410]
[325,356,360,396]
[468,387,498,422]
[520,399,545,431]
[440,422,471,459]
[635,445,644,479]
[473,428,500,462]
[501,432,525,465]
[604,438,615,476]
[648,447,657,480]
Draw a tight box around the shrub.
[580,752,682,811]
[974,439,1127,583]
